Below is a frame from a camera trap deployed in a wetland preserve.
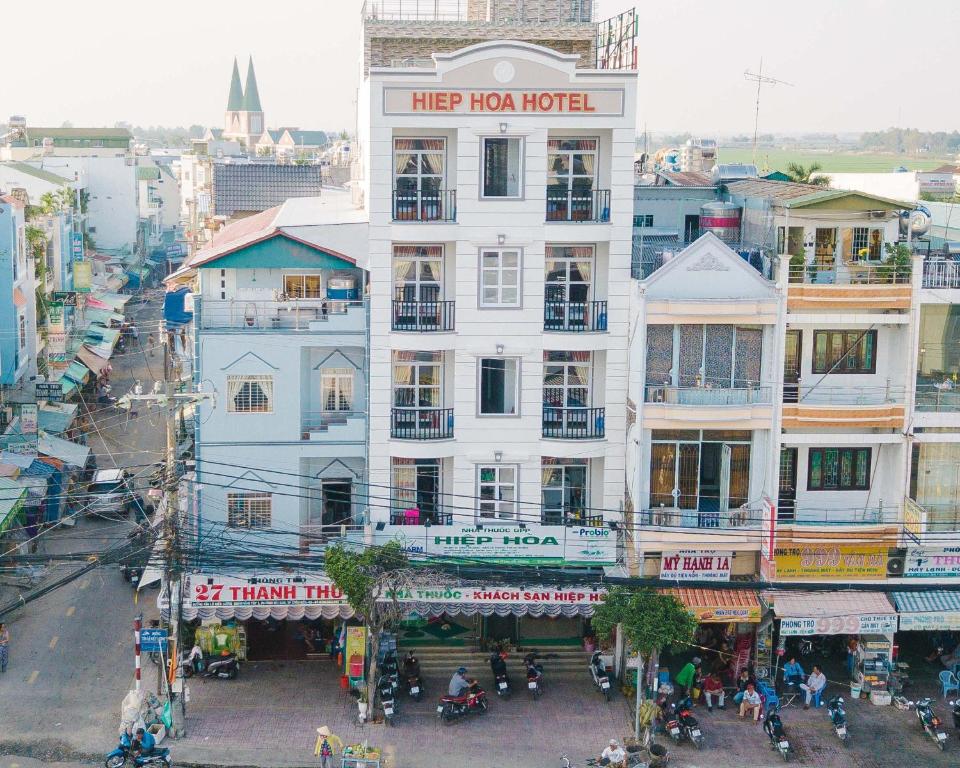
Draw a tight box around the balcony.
[783,505,900,527]
[786,262,911,312]
[300,411,366,442]
[905,499,960,538]
[782,385,906,429]
[392,189,456,222]
[299,523,364,553]
[392,299,455,332]
[546,189,610,223]
[543,300,607,333]
[388,510,453,526]
[390,406,454,440]
[641,505,762,529]
[921,259,960,289]
[363,0,593,23]
[915,383,960,412]
[542,406,605,439]
[646,385,772,406]
[196,298,365,333]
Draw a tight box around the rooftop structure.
[211,162,324,218]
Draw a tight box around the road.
[0,292,167,761]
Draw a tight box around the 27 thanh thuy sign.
[383,88,625,116]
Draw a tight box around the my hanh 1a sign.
[376,523,616,565]
[660,551,732,582]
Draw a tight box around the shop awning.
[77,347,109,376]
[94,292,130,310]
[13,287,27,307]
[765,590,897,636]
[893,591,960,631]
[85,308,124,327]
[62,360,90,386]
[38,432,90,469]
[0,476,27,534]
[663,587,762,623]
[38,403,78,435]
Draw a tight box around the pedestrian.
[315,726,341,768]
[147,333,156,357]
[846,636,858,678]
[675,656,701,699]
[0,622,9,672]
[130,324,140,343]
[129,379,143,419]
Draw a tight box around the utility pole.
[744,59,793,166]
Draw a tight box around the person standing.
[147,333,156,357]
[675,656,701,699]
[315,726,341,768]
[0,622,9,672]
[846,636,859,678]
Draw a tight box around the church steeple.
[226,57,244,111]
[242,57,262,112]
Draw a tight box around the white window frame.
[480,136,524,200]
[477,357,521,417]
[393,137,447,194]
[283,273,324,299]
[227,374,274,413]
[226,492,272,528]
[477,464,518,520]
[392,351,442,409]
[321,367,354,412]
[393,244,443,302]
[479,247,522,308]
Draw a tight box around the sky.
[2,0,958,136]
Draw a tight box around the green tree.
[785,162,830,186]
[325,542,420,714]
[591,586,697,710]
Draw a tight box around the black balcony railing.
[546,189,610,222]
[540,511,606,526]
[390,407,454,439]
[543,300,607,332]
[542,406,605,439]
[392,300,455,332]
[392,189,456,222]
[389,510,454,526]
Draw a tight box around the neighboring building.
[189,193,368,554]
[1,126,132,160]
[136,160,179,248]
[222,57,265,151]
[360,35,637,610]
[211,163,324,219]
[255,129,284,157]
[917,164,960,198]
[276,130,329,161]
[0,194,38,387]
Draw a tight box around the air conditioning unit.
[886,547,906,577]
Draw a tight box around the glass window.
[283,274,324,299]
[227,375,273,413]
[541,459,589,525]
[482,137,522,198]
[811,330,877,374]
[321,368,353,411]
[543,351,591,407]
[391,458,441,523]
[478,465,517,519]
[480,248,521,307]
[807,448,870,490]
[393,138,445,194]
[393,245,442,302]
[633,215,654,227]
[392,351,442,408]
[227,493,271,528]
[478,358,519,415]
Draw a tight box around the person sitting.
[600,739,626,768]
[133,727,156,757]
[783,656,805,688]
[702,671,726,711]
[301,624,318,653]
[733,669,756,705]
[448,667,471,698]
[738,682,762,722]
[800,665,827,709]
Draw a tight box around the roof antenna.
[744,59,793,167]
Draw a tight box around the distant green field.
[717,147,951,173]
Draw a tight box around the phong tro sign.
[384,88,625,116]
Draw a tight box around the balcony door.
[544,246,593,331]
[783,329,802,403]
[392,351,443,437]
[393,245,443,330]
[547,138,598,221]
[541,460,589,525]
[393,138,445,219]
[392,458,440,524]
[543,351,591,434]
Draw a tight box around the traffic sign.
[35,382,64,402]
[139,628,168,653]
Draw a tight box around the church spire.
[242,56,262,112]
[226,57,244,111]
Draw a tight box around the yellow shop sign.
[772,544,888,580]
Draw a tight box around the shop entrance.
[484,614,518,646]
[244,618,338,662]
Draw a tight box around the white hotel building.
[358,41,637,550]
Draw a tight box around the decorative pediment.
[220,351,278,373]
[313,349,362,371]
[686,253,729,272]
[313,458,362,479]
[222,469,276,489]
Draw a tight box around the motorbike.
[105,734,172,768]
[489,650,511,699]
[663,696,703,749]
[403,670,423,701]
[764,709,791,762]
[524,652,544,699]
[589,650,612,702]
[913,698,948,750]
[183,651,238,680]
[378,674,397,726]
[381,653,400,692]
[826,696,849,745]
[437,683,488,724]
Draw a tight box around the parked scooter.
[381,652,400,692]
[402,652,423,701]
[490,649,511,699]
[378,674,397,726]
[437,682,488,724]
[663,696,703,749]
[826,696,849,745]
[764,706,791,762]
[525,651,544,699]
[105,733,172,768]
[589,650,612,702]
[952,699,960,730]
[182,649,238,680]
[913,698,948,750]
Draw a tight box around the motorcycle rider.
[448,666,471,698]
[600,739,626,768]
[403,651,421,680]
[489,649,510,685]
[133,728,156,759]
[763,705,785,744]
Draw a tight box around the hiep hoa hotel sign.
[383,88,625,116]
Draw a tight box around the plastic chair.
[811,685,825,708]
[939,670,960,699]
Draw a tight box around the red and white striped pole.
[134,615,142,692]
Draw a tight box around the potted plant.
[356,688,369,721]
[788,253,805,283]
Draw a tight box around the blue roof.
[892,590,960,614]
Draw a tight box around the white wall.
[826,172,919,204]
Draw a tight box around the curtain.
[394,149,414,176]
[650,443,677,508]
[423,152,444,177]
[577,152,595,178]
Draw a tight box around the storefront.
[893,590,960,632]
[764,591,898,689]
